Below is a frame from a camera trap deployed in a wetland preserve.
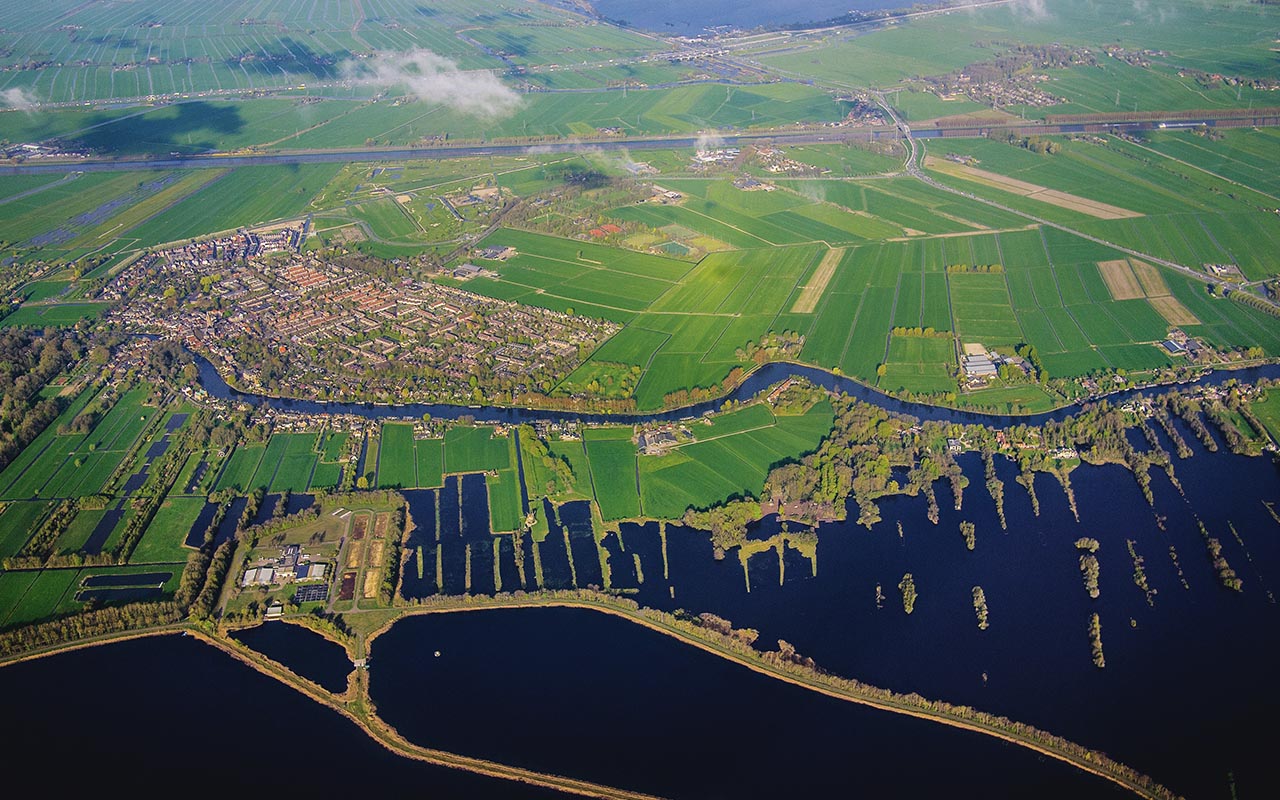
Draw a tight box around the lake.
[394,425,1280,798]
[0,634,566,797]
[370,607,1130,799]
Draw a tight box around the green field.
[215,445,265,493]
[416,439,445,489]
[131,497,205,564]
[444,427,513,474]
[487,468,524,534]
[378,423,419,489]
[0,501,50,559]
[0,386,157,502]
[1250,391,1280,444]
[127,165,343,247]
[0,303,109,328]
[582,428,641,521]
[881,335,957,394]
[638,400,834,520]
[0,569,78,629]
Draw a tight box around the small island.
[1088,613,1106,669]
[972,586,989,630]
[899,573,917,615]
[1076,538,1101,599]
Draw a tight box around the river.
[194,350,1280,428]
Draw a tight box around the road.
[5,108,1277,176]
[869,92,1268,303]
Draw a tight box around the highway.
[869,92,1270,304]
[4,108,1277,176]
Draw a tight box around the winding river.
[195,352,1280,427]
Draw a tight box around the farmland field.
[131,497,205,564]
[378,423,419,489]
[0,303,109,328]
[415,439,445,489]
[444,427,512,475]
[0,501,50,559]
[582,428,641,522]
[638,400,834,520]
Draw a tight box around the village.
[104,226,620,404]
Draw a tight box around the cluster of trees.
[890,326,950,337]
[1075,537,1101,599]
[959,521,976,551]
[6,499,77,567]
[682,500,763,556]
[189,539,236,622]
[733,331,805,364]
[0,602,185,657]
[1088,613,1106,668]
[519,426,575,497]
[898,573,918,615]
[972,586,989,630]
[1197,521,1242,592]
[982,450,1007,529]
[945,263,1003,273]
[380,505,407,605]
[1126,540,1156,607]
[0,329,84,473]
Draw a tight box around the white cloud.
[951,0,1051,21]
[0,87,39,111]
[341,48,521,120]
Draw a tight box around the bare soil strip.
[924,157,1142,220]
[1149,294,1200,326]
[1100,258,1200,324]
[362,568,380,599]
[1098,259,1145,300]
[1128,258,1171,297]
[791,247,845,313]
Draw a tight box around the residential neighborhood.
[104,226,619,404]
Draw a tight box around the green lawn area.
[0,501,49,559]
[131,497,205,563]
[1,569,78,628]
[582,427,641,521]
[487,469,524,534]
[1250,390,1280,444]
[637,400,833,520]
[415,439,445,489]
[0,302,110,328]
[444,427,512,474]
[378,423,418,489]
[214,445,264,493]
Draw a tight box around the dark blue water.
[81,572,171,588]
[183,500,219,547]
[0,634,567,797]
[370,608,1129,799]
[651,446,1280,799]
[230,622,352,694]
[387,436,1280,798]
[591,0,902,32]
